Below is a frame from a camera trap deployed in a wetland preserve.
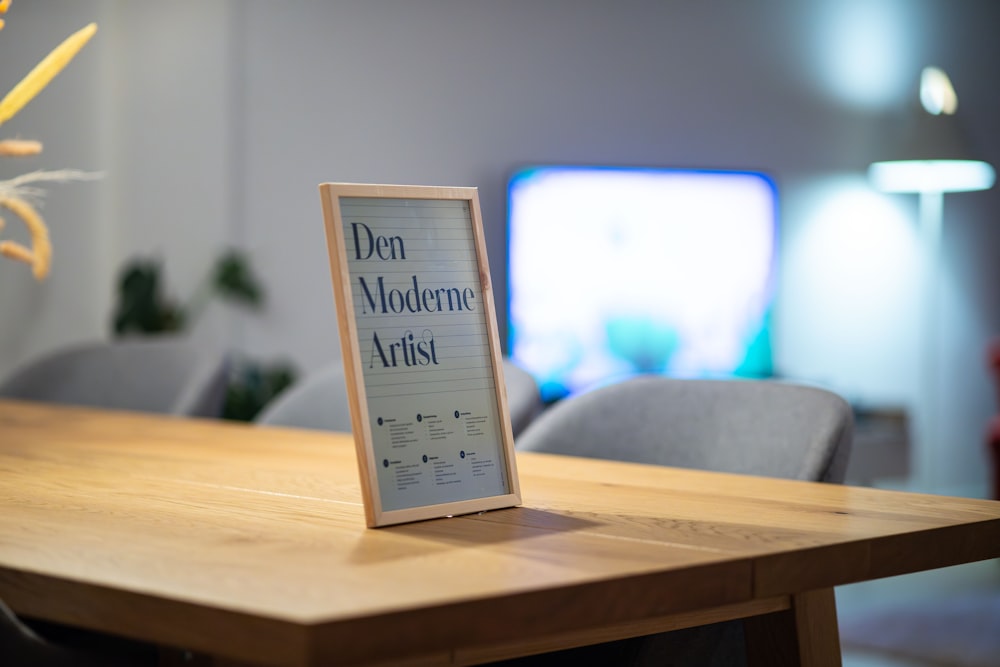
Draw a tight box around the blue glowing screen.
[507,165,777,403]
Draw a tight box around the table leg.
[744,588,842,667]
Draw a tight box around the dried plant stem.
[0,196,51,279]
[0,139,43,156]
[0,22,98,126]
[0,169,102,204]
[0,12,99,280]
[0,240,34,266]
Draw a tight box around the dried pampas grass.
[0,8,99,280]
[0,196,52,279]
[0,22,98,126]
[0,138,42,156]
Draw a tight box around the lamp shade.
[869,68,995,193]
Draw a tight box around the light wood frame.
[319,183,521,527]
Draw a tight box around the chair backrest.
[257,358,545,438]
[516,376,854,483]
[255,363,354,431]
[0,338,229,418]
[501,358,544,438]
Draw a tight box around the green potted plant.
[111,249,297,421]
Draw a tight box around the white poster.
[336,195,512,514]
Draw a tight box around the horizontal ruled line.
[365,373,493,390]
[342,224,473,235]
[354,323,484,333]
[366,379,496,399]
[362,360,491,373]
[361,356,494,372]
[350,279,481,290]
[347,260,477,268]
[354,317,487,328]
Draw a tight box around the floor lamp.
[868,67,995,492]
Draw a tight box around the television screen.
[507,165,777,403]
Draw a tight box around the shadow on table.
[348,507,598,564]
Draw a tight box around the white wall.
[101,1,236,347]
[2,0,998,496]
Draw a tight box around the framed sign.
[319,183,521,527]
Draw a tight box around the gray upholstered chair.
[516,375,853,483]
[0,599,87,667]
[0,338,229,418]
[0,599,59,665]
[255,362,354,431]
[1,597,154,666]
[256,359,544,438]
[510,375,854,666]
[500,358,544,439]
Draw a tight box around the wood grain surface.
[2,399,999,666]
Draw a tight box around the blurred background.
[1,0,998,499]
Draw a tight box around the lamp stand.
[914,190,944,492]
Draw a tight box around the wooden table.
[1,399,999,666]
